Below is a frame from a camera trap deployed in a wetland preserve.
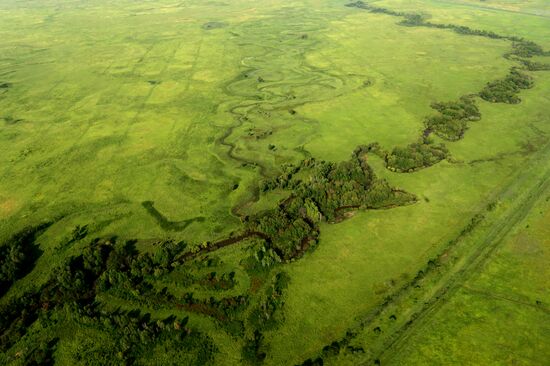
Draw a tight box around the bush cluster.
[480,69,533,104]
[0,238,218,363]
[386,138,448,172]
[425,96,480,140]
[253,153,416,260]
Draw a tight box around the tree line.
[251,152,417,260]
[0,237,217,364]
[345,1,548,173]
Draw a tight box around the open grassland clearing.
[377,0,550,48]
[385,158,550,365]
[262,6,550,365]
[301,10,512,161]
[285,116,550,365]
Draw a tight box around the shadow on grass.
[142,201,205,231]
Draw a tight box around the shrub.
[480,69,533,104]
[386,139,448,172]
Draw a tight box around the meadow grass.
[262,7,550,365]
[387,176,550,365]
[0,0,549,364]
[378,0,550,47]
[301,11,512,161]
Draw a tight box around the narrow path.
[292,4,550,364]
[377,140,550,364]
[461,285,550,314]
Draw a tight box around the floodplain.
[0,0,549,365]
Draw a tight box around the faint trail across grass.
[432,0,550,19]
[377,139,550,364]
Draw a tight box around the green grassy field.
[0,0,549,365]
[386,154,550,365]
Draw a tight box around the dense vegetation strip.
[343,0,548,174]
[247,150,416,261]
[0,149,416,363]
[479,68,534,104]
[290,3,550,365]
[0,238,216,364]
